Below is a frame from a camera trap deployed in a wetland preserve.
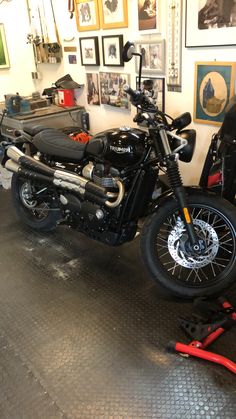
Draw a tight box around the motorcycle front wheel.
[141,193,236,298]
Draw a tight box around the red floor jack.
[168,297,236,374]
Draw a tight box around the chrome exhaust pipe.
[5,146,125,208]
[5,159,20,173]
[7,146,24,162]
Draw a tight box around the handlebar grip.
[123,84,140,101]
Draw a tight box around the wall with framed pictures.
[3,0,236,186]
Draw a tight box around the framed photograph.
[186,0,236,47]
[136,76,165,112]
[68,54,77,64]
[138,0,161,32]
[79,36,100,66]
[194,61,236,125]
[135,39,165,74]
[75,0,100,31]
[0,24,10,69]
[99,0,128,29]
[99,72,130,109]
[102,35,124,66]
[86,73,100,105]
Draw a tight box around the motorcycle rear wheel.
[11,174,61,232]
[141,193,236,298]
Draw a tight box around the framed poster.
[138,0,161,32]
[0,24,10,69]
[135,39,165,74]
[194,61,236,125]
[79,36,100,65]
[186,0,236,47]
[102,35,124,66]
[136,76,165,112]
[99,72,130,109]
[99,0,128,29]
[75,0,100,31]
[86,73,100,105]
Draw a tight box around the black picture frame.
[102,35,124,67]
[136,76,165,112]
[185,0,236,48]
[79,36,100,66]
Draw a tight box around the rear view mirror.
[122,41,135,62]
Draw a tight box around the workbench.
[0,104,88,141]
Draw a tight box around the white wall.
[1,0,235,184]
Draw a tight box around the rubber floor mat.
[0,189,235,418]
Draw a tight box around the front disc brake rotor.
[168,219,219,268]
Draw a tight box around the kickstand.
[167,297,236,374]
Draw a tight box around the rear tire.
[11,174,61,232]
[141,193,236,299]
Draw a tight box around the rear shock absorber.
[166,157,199,249]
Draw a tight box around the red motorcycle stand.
[168,297,236,374]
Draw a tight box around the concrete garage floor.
[0,188,235,419]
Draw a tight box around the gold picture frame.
[99,0,128,29]
[0,24,10,69]
[194,61,236,126]
[75,0,100,31]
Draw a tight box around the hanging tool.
[25,0,42,67]
[50,0,61,45]
[37,5,47,62]
[41,0,50,44]
[68,0,75,19]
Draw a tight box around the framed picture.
[99,72,130,109]
[135,39,165,74]
[99,0,128,29]
[75,0,100,31]
[86,73,100,105]
[138,0,161,32]
[0,24,10,69]
[186,0,236,47]
[194,61,236,126]
[102,35,124,66]
[79,36,100,65]
[136,76,165,112]
[68,54,77,64]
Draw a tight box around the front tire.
[141,193,236,298]
[11,174,61,232]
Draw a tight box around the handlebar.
[123,84,141,102]
[123,84,154,110]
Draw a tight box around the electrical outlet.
[31,71,41,80]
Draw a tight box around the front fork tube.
[154,128,200,250]
[166,158,200,250]
[173,185,200,250]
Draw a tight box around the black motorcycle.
[200,97,236,205]
[1,41,236,299]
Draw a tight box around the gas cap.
[119,126,131,132]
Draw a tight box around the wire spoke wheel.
[141,193,236,298]
[19,181,50,221]
[157,206,234,287]
[11,174,61,232]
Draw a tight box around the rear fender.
[146,186,204,215]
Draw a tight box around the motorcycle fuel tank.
[89,127,148,168]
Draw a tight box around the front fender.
[146,186,205,215]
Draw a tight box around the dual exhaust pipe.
[5,146,124,208]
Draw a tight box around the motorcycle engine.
[82,162,120,188]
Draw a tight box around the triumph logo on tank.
[110,145,131,154]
